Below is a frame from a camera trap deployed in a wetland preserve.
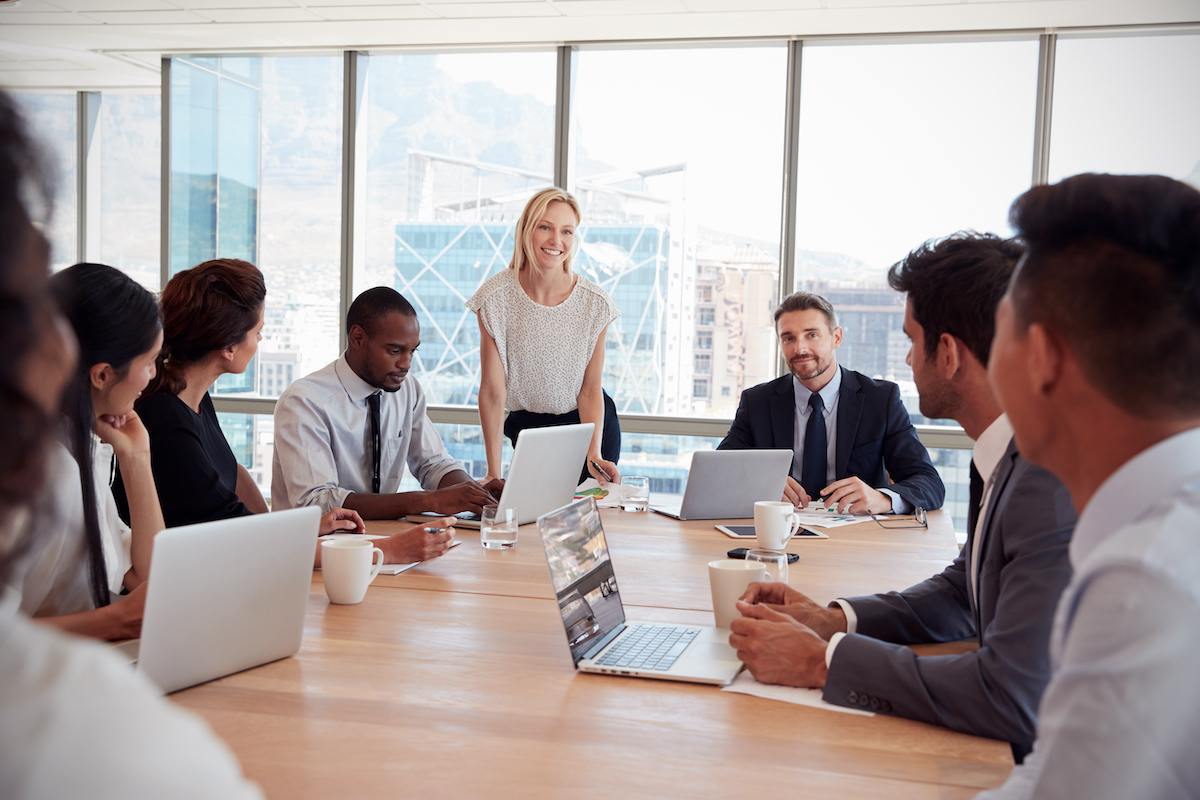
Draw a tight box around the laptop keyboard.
[594,624,702,671]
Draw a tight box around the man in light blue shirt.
[980,173,1200,799]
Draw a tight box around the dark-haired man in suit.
[730,233,1077,761]
[718,291,944,514]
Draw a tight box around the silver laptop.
[537,497,744,686]
[111,506,321,694]
[411,422,595,528]
[651,449,793,520]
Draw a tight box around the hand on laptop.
[428,481,498,515]
[378,521,455,564]
[820,477,892,515]
[738,582,848,641]
[729,601,829,688]
[319,507,365,536]
[104,580,148,642]
[481,477,505,502]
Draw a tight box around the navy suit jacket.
[717,367,945,511]
[822,438,1077,752]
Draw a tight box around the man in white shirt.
[729,233,1077,759]
[977,174,1200,799]
[273,288,503,562]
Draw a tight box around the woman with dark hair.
[116,258,369,554]
[0,88,262,799]
[114,258,270,526]
[7,262,167,640]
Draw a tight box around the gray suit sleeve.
[822,462,1075,746]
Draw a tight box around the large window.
[99,92,161,291]
[360,51,557,408]
[170,56,343,494]
[571,45,789,419]
[15,93,76,271]
[1048,34,1200,183]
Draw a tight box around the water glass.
[619,476,650,512]
[481,504,518,549]
[744,549,789,584]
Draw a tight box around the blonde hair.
[509,187,581,275]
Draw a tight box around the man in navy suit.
[729,234,1077,761]
[718,291,944,514]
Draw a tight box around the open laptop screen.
[537,497,626,664]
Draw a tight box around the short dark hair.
[887,232,1023,367]
[1008,172,1200,417]
[347,287,416,336]
[774,291,838,331]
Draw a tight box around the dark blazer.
[822,438,1077,752]
[717,367,945,511]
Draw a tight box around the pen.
[589,459,613,482]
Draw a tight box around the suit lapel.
[835,367,863,478]
[969,437,1019,627]
[768,376,795,450]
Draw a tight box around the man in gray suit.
[729,233,1077,760]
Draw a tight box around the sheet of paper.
[790,512,861,529]
[316,535,462,575]
[721,671,875,716]
[575,478,619,508]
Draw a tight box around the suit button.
[870,697,880,710]
[881,700,892,713]
[847,691,858,704]
[858,695,869,707]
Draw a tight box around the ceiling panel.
[43,0,179,10]
[428,1,560,17]
[74,8,208,22]
[0,11,100,23]
[553,0,689,16]
[197,6,324,22]
[309,5,439,21]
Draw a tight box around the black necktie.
[967,461,984,539]
[800,391,827,500]
[368,392,382,495]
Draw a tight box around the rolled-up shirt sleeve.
[271,391,352,513]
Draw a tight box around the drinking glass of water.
[744,549,789,584]
[619,476,650,512]
[481,504,518,549]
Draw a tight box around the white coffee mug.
[708,559,767,629]
[321,539,385,605]
[754,500,802,550]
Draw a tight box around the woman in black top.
[116,258,452,565]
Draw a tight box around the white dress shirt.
[271,355,464,512]
[978,426,1200,800]
[824,415,1012,668]
[0,588,263,800]
[968,414,1013,606]
[792,368,908,516]
[9,435,131,617]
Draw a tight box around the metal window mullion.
[779,39,802,298]
[340,51,367,353]
[76,91,101,264]
[161,57,171,286]
[1031,32,1057,186]
[554,45,575,192]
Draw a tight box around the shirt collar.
[792,365,842,413]
[1072,426,1200,566]
[334,353,380,405]
[972,413,1014,483]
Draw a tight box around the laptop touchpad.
[688,641,740,663]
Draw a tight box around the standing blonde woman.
[468,187,621,486]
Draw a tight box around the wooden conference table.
[173,505,1013,799]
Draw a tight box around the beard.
[788,353,835,382]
